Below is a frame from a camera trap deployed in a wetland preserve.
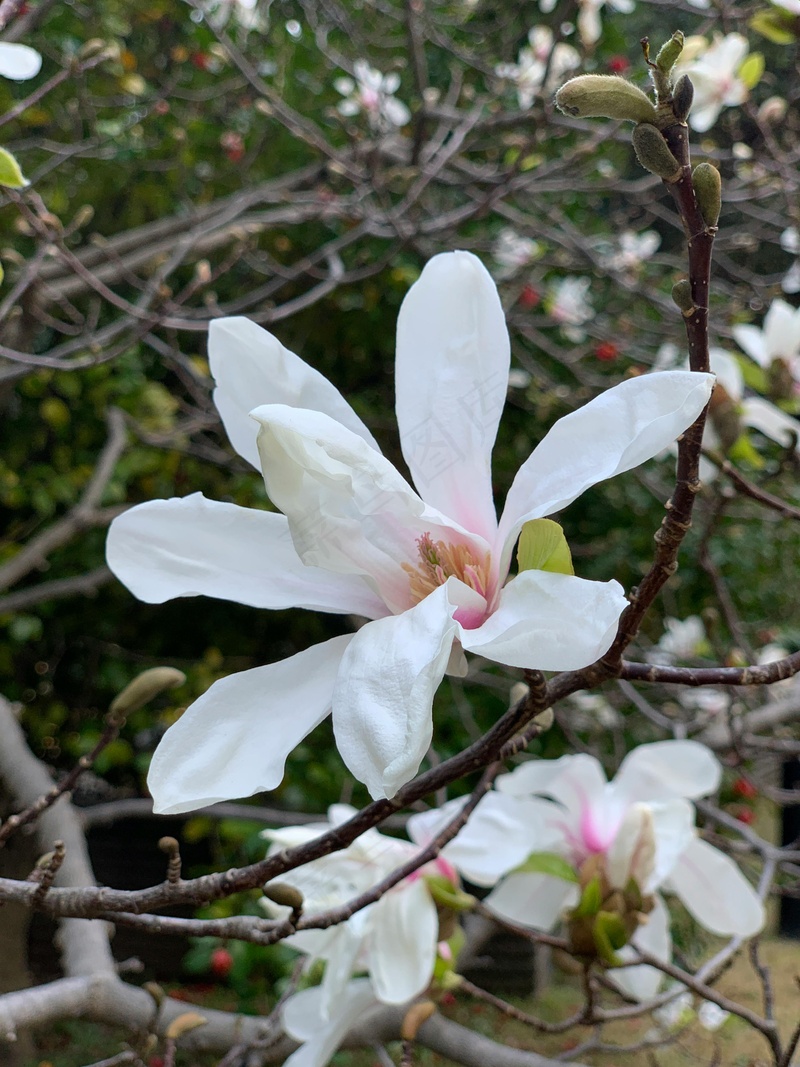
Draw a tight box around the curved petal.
[395,251,509,542]
[665,837,765,936]
[741,397,800,451]
[731,323,769,367]
[253,404,488,614]
[613,740,722,804]
[147,635,352,814]
[486,871,577,931]
[282,980,378,1067]
[460,570,627,671]
[370,879,438,1003]
[106,494,387,618]
[0,43,42,81]
[407,793,558,887]
[610,894,671,1002]
[648,800,697,890]
[497,753,607,810]
[332,582,471,799]
[496,371,714,574]
[209,317,379,469]
[319,919,366,1020]
[764,300,800,360]
[606,804,655,890]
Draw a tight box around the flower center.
[402,533,492,606]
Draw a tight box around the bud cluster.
[566,852,656,965]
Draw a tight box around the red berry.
[608,56,630,74]
[220,131,245,164]
[190,51,210,71]
[210,947,233,978]
[518,284,540,310]
[149,1059,165,1067]
[595,342,619,362]
[732,777,758,800]
[736,807,755,825]
[440,992,456,1007]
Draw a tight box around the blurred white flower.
[575,0,635,46]
[673,34,751,132]
[546,276,593,340]
[771,0,800,11]
[334,60,410,130]
[495,26,580,108]
[697,1001,730,1031]
[678,686,729,719]
[650,615,708,664]
[0,43,42,81]
[492,228,541,277]
[780,228,800,294]
[733,298,800,385]
[598,230,660,275]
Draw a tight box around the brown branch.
[620,649,800,687]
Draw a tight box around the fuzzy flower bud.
[671,279,694,314]
[631,123,682,182]
[692,163,722,227]
[672,74,694,123]
[555,75,658,124]
[655,31,684,75]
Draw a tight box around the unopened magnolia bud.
[401,1001,437,1041]
[655,31,684,74]
[533,707,555,732]
[109,667,186,716]
[555,75,657,125]
[708,384,741,451]
[671,279,694,314]
[672,74,694,123]
[509,681,529,708]
[165,1011,208,1041]
[692,162,721,227]
[631,123,682,182]
[263,882,304,910]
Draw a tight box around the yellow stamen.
[402,533,491,604]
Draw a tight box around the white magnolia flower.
[334,60,410,130]
[732,298,800,386]
[262,805,452,1014]
[282,979,380,1067]
[649,615,708,664]
[771,0,800,12]
[492,227,540,278]
[409,741,765,1001]
[673,34,751,132]
[495,27,580,109]
[107,251,713,814]
[598,230,660,276]
[575,0,635,47]
[0,43,42,81]
[546,275,594,340]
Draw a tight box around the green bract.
[517,518,574,576]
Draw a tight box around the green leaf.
[0,147,29,189]
[423,874,476,911]
[514,851,579,883]
[749,10,798,45]
[728,433,766,469]
[592,910,629,964]
[572,875,602,918]
[736,355,768,395]
[738,53,765,90]
[517,519,574,576]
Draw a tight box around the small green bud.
[672,74,694,123]
[631,122,682,182]
[692,162,722,227]
[0,147,29,190]
[555,75,658,125]
[109,666,186,716]
[671,279,694,314]
[655,31,684,74]
[263,881,304,910]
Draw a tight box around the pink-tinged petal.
[209,317,379,469]
[253,404,487,614]
[497,753,607,813]
[282,980,378,1067]
[610,894,671,1002]
[0,43,42,81]
[497,371,714,573]
[732,323,769,367]
[648,800,697,890]
[395,251,509,542]
[460,570,627,671]
[370,879,438,1003]
[407,793,557,887]
[613,741,722,804]
[332,581,474,799]
[147,635,352,814]
[486,871,578,931]
[665,837,765,936]
[606,804,655,890]
[106,494,387,618]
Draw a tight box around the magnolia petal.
[332,582,468,799]
[407,793,558,887]
[460,570,627,671]
[282,980,378,1067]
[252,404,485,613]
[497,371,714,573]
[610,894,671,1002]
[370,879,438,1003]
[731,323,769,367]
[106,494,387,618]
[209,317,379,469]
[395,251,510,542]
[497,752,608,812]
[486,871,578,931]
[763,300,800,359]
[319,920,366,1021]
[606,804,655,891]
[741,397,800,451]
[147,635,352,814]
[0,43,42,81]
[613,740,722,804]
[665,837,765,936]
[648,800,697,890]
